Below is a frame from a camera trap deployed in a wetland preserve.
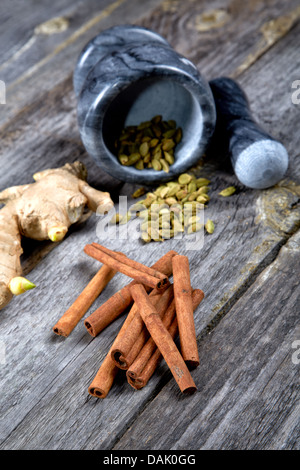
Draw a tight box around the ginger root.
[0,161,113,310]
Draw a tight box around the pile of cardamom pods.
[133,173,212,242]
[114,115,182,172]
[110,166,236,243]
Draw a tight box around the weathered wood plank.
[139,0,300,80]
[0,0,165,128]
[0,0,299,451]
[114,230,300,450]
[0,0,123,85]
[1,0,299,129]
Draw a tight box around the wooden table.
[0,0,299,450]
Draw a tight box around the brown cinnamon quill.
[111,285,174,369]
[84,250,177,337]
[84,244,169,291]
[127,289,204,389]
[130,283,197,394]
[172,255,199,368]
[52,264,116,337]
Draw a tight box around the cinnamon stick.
[88,291,142,398]
[91,243,168,284]
[52,264,117,337]
[127,289,204,389]
[127,317,178,390]
[111,285,174,369]
[84,250,177,337]
[172,255,199,368]
[130,283,197,394]
[88,354,119,399]
[84,244,169,291]
[88,287,160,397]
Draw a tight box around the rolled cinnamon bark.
[127,289,204,389]
[84,250,177,337]
[91,243,168,284]
[52,264,117,337]
[130,284,197,394]
[111,285,174,369]
[172,255,199,368]
[88,294,139,398]
[127,317,178,390]
[88,287,160,397]
[88,354,119,399]
[84,244,169,291]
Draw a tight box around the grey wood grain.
[0,0,299,451]
[0,0,122,84]
[139,0,300,80]
[1,0,299,129]
[0,0,166,128]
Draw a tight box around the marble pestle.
[209,77,288,189]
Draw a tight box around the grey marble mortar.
[74,24,216,184]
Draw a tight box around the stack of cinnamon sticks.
[52,243,204,398]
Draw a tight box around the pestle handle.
[209,77,288,189]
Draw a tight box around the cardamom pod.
[152,159,162,171]
[196,178,210,188]
[187,223,202,234]
[178,173,193,185]
[160,159,170,173]
[205,219,215,234]
[132,187,146,198]
[139,142,149,157]
[219,186,236,197]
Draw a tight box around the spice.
[127,289,204,389]
[172,255,199,368]
[88,353,119,399]
[84,250,177,337]
[88,284,167,398]
[205,219,215,234]
[88,285,148,398]
[115,115,182,172]
[219,185,236,197]
[52,264,117,337]
[130,283,197,394]
[84,243,169,291]
[122,172,210,242]
[111,285,174,370]
[110,213,122,224]
[78,244,205,397]
[51,241,205,397]
[132,187,146,198]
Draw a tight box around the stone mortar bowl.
[74,24,216,184]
